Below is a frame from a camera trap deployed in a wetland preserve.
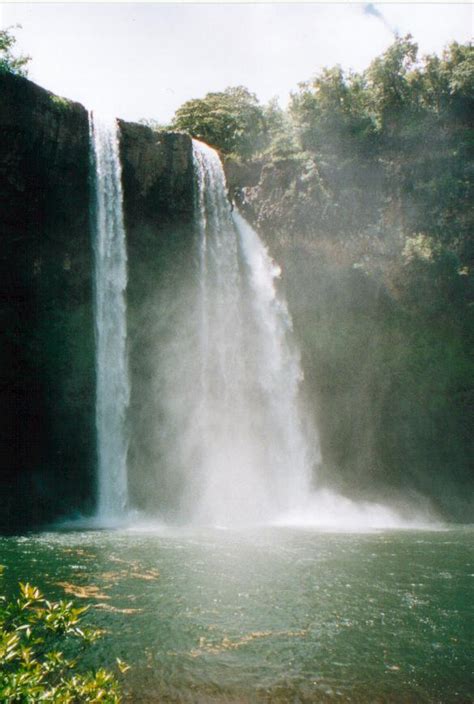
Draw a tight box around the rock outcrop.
[0,73,94,530]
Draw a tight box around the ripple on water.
[0,526,472,703]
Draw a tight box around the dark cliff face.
[118,123,196,516]
[0,73,95,530]
[119,122,194,223]
[0,75,196,530]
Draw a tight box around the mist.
[114,140,445,531]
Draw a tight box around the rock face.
[118,123,195,516]
[0,74,195,530]
[119,122,194,222]
[0,73,94,530]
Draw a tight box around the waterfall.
[187,141,314,525]
[89,113,130,523]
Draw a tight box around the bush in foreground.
[0,578,126,702]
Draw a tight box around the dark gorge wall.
[0,73,94,530]
[0,74,195,530]
[119,123,195,517]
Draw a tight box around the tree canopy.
[172,86,268,159]
[0,25,30,76]
[290,36,473,150]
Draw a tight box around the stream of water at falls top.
[89,114,130,523]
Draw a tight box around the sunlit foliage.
[172,86,268,158]
[0,26,30,77]
[0,577,124,702]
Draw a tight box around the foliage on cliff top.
[225,36,472,263]
[172,86,268,159]
[0,576,125,702]
[291,35,472,150]
[0,26,30,77]
[170,35,473,289]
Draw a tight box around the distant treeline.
[169,35,472,264]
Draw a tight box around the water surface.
[0,527,472,703]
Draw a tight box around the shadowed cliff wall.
[0,74,196,530]
[118,123,195,517]
[0,73,94,530]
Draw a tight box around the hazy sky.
[1,3,472,123]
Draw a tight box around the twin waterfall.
[89,115,130,523]
[90,121,314,527]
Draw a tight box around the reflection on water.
[0,527,472,703]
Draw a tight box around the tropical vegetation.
[0,26,30,76]
[0,577,125,702]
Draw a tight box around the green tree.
[0,26,30,76]
[417,41,474,121]
[0,580,126,702]
[262,97,299,158]
[290,66,374,155]
[172,86,267,159]
[138,117,170,132]
[364,34,420,136]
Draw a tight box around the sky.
[1,2,472,123]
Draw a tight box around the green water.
[0,527,472,703]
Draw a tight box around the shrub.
[0,576,126,702]
[0,26,30,76]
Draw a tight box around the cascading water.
[89,113,130,523]
[84,131,416,531]
[187,141,315,525]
